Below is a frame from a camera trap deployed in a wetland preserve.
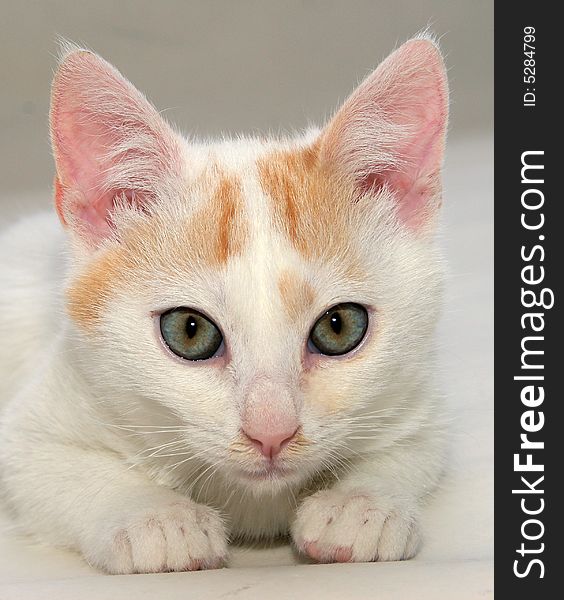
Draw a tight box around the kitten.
[0,37,448,573]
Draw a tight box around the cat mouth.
[235,464,294,481]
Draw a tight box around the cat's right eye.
[160,308,223,361]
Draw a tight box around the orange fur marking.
[278,269,315,321]
[67,172,247,330]
[212,175,245,265]
[301,373,350,413]
[67,247,125,328]
[257,144,358,265]
[54,176,67,225]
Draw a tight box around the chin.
[231,463,309,496]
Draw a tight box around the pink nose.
[243,427,298,459]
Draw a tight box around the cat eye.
[160,308,223,361]
[308,303,368,356]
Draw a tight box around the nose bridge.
[226,208,302,365]
[243,375,296,424]
[224,224,303,426]
[243,373,297,423]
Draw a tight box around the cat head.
[51,38,448,495]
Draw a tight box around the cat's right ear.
[50,45,183,245]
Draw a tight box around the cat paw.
[291,490,420,563]
[82,499,228,574]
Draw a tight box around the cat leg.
[0,440,228,573]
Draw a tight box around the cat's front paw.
[291,490,420,563]
[82,498,228,574]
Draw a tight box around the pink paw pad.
[304,542,352,563]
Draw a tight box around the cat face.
[51,39,448,494]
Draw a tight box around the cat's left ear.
[319,38,449,230]
[50,46,183,244]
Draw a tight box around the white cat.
[0,37,448,573]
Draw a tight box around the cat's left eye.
[308,303,368,356]
[160,308,223,361]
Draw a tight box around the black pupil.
[330,312,342,335]
[186,316,198,338]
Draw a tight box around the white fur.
[0,39,448,573]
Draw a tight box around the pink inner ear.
[382,114,446,227]
[50,49,181,242]
[78,195,115,235]
[76,190,139,237]
[53,118,126,236]
[54,174,126,234]
[320,39,449,229]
